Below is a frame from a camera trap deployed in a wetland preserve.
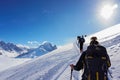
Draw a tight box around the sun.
[100,4,118,20]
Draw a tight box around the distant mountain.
[0,41,28,57]
[0,41,57,58]
[16,41,57,58]
[0,41,22,52]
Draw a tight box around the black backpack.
[84,45,108,80]
[80,38,85,43]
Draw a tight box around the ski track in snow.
[0,42,81,80]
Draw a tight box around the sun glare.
[100,4,118,20]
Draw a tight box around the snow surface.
[85,24,120,43]
[0,55,31,72]
[0,43,82,80]
[0,24,120,80]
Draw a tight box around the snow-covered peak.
[0,40,57,58]
[39,41,57,52]
[0,41,27,57]
[17,41,57,58]
[0,41,22,51]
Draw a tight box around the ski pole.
[70,69,73,80]
[108,69,113,78]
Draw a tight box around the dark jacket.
[78,37,85,51]
[73,45,111,80]
[78,37,85,44]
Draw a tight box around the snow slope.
[0,43,82,80]
[0,55,31,72]
[86,24,120,43]
[0,24,120,80]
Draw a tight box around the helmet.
[91,36,97,41]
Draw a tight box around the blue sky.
[0,0,120,47]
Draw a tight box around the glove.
[70,64,74,70]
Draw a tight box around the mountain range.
[17,41,57,58]
[0,41,57,58]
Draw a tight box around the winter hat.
[90,37,99,45]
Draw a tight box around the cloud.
[16,44,30,49]
[27,41,41,48]
[27,41,39,44]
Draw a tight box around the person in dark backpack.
[77,35,85,52]
[70,36,111,80]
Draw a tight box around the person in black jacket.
[77,35,85,52]
[70,37,111,80]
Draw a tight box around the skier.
[77,35,85,52]
[70,36,111,80]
